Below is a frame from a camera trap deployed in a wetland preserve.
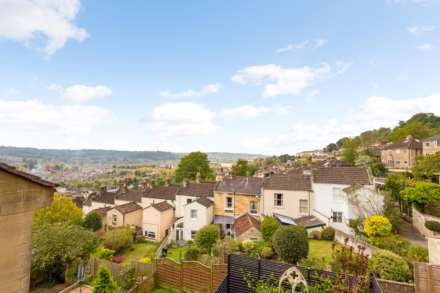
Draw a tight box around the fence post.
[210,261,214,293]
[180,261,184,293]
[257,258,261,280]
[227,255,231,293]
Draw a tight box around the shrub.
[321,227,335,241]
[211,244,220,257]
[407,246,429,263]
[384,206,402,233]
[311,230,321,240]
[225,239,240,253]
[138,256,151,263]
[118,266,137,290]
[111,256,124,264]
[348,218,361,234]
[369,250,411,282]
[194,224,220,252]
[184,246,200,261]
[242,239,255,252]
[273,225,309,264]
[369,235,410,257]
[364,215,392,238]
[261,217,280,242]
[425,220,440,232]
[103,227,133,253]
[260,247,274,259]
[83,211,102,232]
[93,265,119,293]
[95,247,115,260]
[299,257,327,270]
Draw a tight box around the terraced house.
[380,135,422,170]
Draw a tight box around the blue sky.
[1,0,440,155]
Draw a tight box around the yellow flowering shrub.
[364,215,392,238]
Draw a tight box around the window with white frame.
[144,230,156,239]
[332,188,345,201]
[190,209,197,218]
[274,193,283,207]
[225,196,233,210]
[249,201,257,214]
[191,230,197,239]
[299,199,308,214]
[332,211,343,223]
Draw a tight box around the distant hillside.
[0,146,264,164]
[327,113,440,151]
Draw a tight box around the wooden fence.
[377,279,414,293]
[414,262,440,293]
[155,258,227,293]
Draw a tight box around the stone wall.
[0,171,53,293]
[413,207,440,238]
[428,237,440,265]
[377,279,415,293]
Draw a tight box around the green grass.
[308,239,337,264]
[166,245,189,262]
[120,241,159,264]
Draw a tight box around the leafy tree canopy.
[384,173,412,200]
[401,181,440,209]
[174,151,214,183]
[93,265,119,293]
[194,224,220,252]
[261,217,279,242]
[34,194,83,228]
[272,225,308,264]
[83,211,102,232]
[32,223,98,282]
[341,138,361,164]
[412,152,440,180]
[232,159,257,176]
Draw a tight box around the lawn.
[166,245,189,262]
[120,241,159,264]
[308,239,337,264]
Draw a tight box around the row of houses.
[83,166,383,243]
[381,134,440,171]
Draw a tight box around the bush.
[369,235,410,257]
[273,226,309,264]
[369,250,411,282]
[93,265,119,293]
[261,217,280,242]
[321,227,335,241]
[299,257,327,270]
[384,206,402,233]
[242,239,255,252]
[225,239,240,253]
[103,227,133,253]
[260,247,274,259]
[184,246,200,261]
[138,256,151,263]
[311,230,321,240]
[83,211,102,232]
[425,220,440,232]
[95,247,115,260]
[364,215,392,238]
[407,246,429,263]
[194,224,220,252]
[118,266,137,290]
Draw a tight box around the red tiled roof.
[150,201,173,212]
[114,202,142,214]
[234,213,261,237]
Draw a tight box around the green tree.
[341,138,361,164]
[34,194,83,227]
[32,223,98,282]
[384,173,411,200]
[174,151,214,183]
[389,121,434,142]
[194,224,220,253]
[401,181,440,211]
[261,217,279,242]
[324,143,338,152]
[369,250,411,282]
[412,152,440,180]
[83,211,102,232]
[232,159,257,176]
[93,265,119,293]
[272,226,308,264]
[103,227,133,253]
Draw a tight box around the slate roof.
[293,215,326,229]
[149,201,173,212]
[194,197,214,208]
[234,213,261,237]
[215,176,264,195]
[92,206,112,217]
[263,172,312,191]
[313,167,371,185]
[177,182,217,198]
[0,162,56,188]
[384,136,422,150]
[143,186,180,201]
[92,191,117,205]
[116,190,143,203]
[114,202,142,214]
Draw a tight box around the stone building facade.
[0,163,54,293]
[380,135,422,170]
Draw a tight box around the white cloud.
[220,105,290,120]
[308,90,320,98]
[408,25,436,35]
[335,61,352,74]
[160,84,221,98]
[0,0,88,55]
[0,99,109,136]
[231,63,330,97]
[275,39,327,53]
[417,43,436,51]
[151,102,216,136]
[49,84,112,103]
